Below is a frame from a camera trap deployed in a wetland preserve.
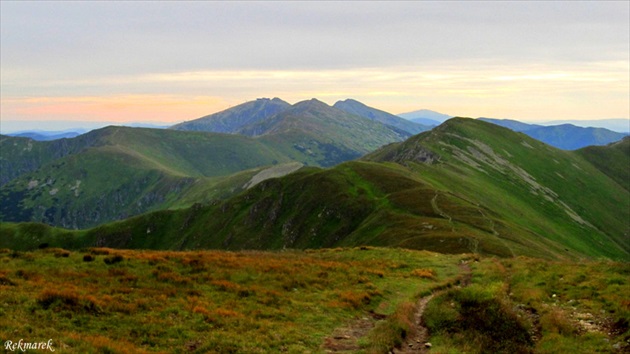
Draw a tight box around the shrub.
[103,255,124,265]
[37,289,101,314]
[54,250,70,258]
[155,271,190,285]
[339,291,371,309]
[83,254,95,262]
[365,301,415,353]
[410,268,437,280]
[424,285,533,353]
[540,308,577,336]
[0,274,16,286]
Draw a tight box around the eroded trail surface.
[393,262,472,354]
[391,294,434,354]
[322,261,473,353]
[322,312,386,352]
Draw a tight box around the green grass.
[0,126,294,229]
[2,247,625,353]
[423,257,630,353]
[0,247,463,353]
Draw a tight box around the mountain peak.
[171,98,290,133]
[294,98,328,106]
[288,98,332,113]
[398,109,453,124]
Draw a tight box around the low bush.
[410,268,437,280]
[37,289,102,314]
[424,284,533,353]
[103,255,123,265]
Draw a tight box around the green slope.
[2,118,627,260]
[366,118,629,258]
[480,118,628,150]
[0,126,293,228]
[576,136,630,192]
[0,133,101,186]
[1,99,413,228]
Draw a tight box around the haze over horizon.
[1,1,629,129]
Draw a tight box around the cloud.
[2,59,627,122]
[1,2,628,122]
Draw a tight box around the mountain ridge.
[171,97,291,133]
[480,118,627,149]
[4,118,627,261]
[333,99,430,134]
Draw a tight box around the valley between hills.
[0,97,628,353]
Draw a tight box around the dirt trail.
[322,312,384,353]
[393,262,472,353]
[322,261,473,353]
[391,294,434,354]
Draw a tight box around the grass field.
[424,257,630,353]
[0,247,463,353]
[1,247,627,353]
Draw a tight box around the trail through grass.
[0,247,463,353]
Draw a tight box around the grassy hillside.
[0,126,293,229]
[0,248,626,353]
[479,118,627,150]
[576,137,630,192]
[2,118,627,260]
[0,133,101,186]
[367,118,629,258]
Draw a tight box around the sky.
[1,1,629,132]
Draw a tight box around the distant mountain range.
[0,98,416,228]
[541,119,629,133]
[172,98,416,167]
[479,118,628,150]
[4,118,627,261]
[1,97,628,245]
[7,129,87,141]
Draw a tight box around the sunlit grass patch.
[0,247,463,353]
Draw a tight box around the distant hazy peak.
[398,109,453,122]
